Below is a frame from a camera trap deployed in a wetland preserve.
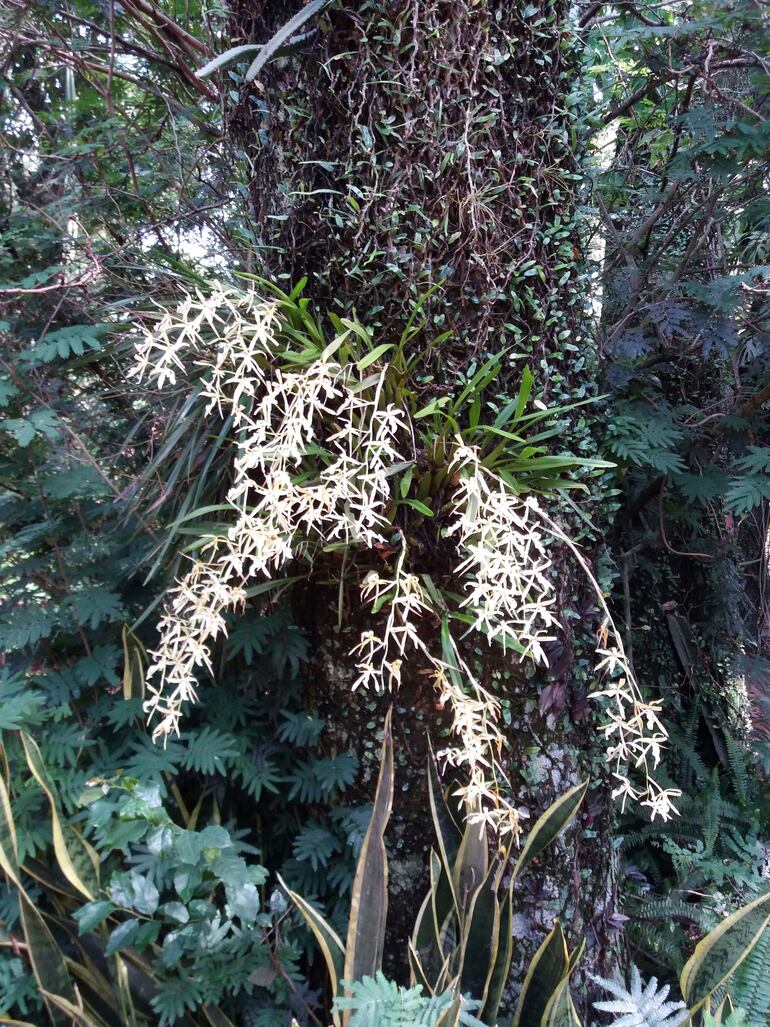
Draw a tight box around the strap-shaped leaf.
[459,855,502,1006]
[203,1004,239,1027]
[21,895,78,1024]
[195,42,264,79]
[427,750,461,920]
[121,625,145,701]
[512,921,568,1027]
[481,876,515,1024]
[0,774,77,1022]
[452,812,488,910]
[681,888,770,1012]
[114,954,138,1027]
[343,708,394,1004]
[435,998,464,1027]
[278,873,345,1026]
[41,991,106,1027]
[513,780,588,882]
[21,733,99,900]
[0,772,22,888]
[540,974,582,1027]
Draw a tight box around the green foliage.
[333,972,484,1027]
[728,928,770,1027]
[286,724,588,1027]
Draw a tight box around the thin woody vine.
[129,279,681,832]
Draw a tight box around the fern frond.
[592,965,688,1027]
[732,927,770,1023]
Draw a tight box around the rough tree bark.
[223,0,619,1010]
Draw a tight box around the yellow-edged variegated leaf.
[435,998,463,1026]
[680,888,770,1012]
[21,733,99,900]
[343,707,394,1007]
[459,855,502,1007]
[714,992,735,1020]
[426,752,460,920]
[512,921,568,1027]
[540,974,582,1027]
[278,874,345,1027]
[203,1005,238,1027]
[21,892,78,1025]
[0,774,77,1023]
[114,954,138,1027]
[0,773,22,889]
[481,875,514,1024]
[42,990,108,1027]
[121,624,146,701]
[513,781,588,882]
[452,811,487,906]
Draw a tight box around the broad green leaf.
[540,973,581,1027]
[279,874,345,1027]
[512,781,588,881]
[21,733,99,900]
[356,343,393,369]
[681,889,770,1012]
[512,922,569,1027]
[342,708,394,1017]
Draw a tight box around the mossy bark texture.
[226,0,619,1007]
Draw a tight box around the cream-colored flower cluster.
[350,551,520,836]
[448,445,558,662]
[132,286,677,826]
[133,288,406,737]
[592,630,681,821]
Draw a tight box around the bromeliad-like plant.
[129,279,677,827]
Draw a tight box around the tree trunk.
[225,0,619,1007]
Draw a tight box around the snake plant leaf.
[21,733,99,900]
[41,991,107,1027]
[512,780,588,882]
[540,974,582,1027]
[343,708,394,1006]
[0,771,22,889]
[244,0,332,83]
[278,874,345,1027]
[121,624,145,701]
[114,954,138,1027]
[511,921,569,1027]
[427,750,461,913]
[452,811,488,908]
[202,1005,239,1027]
[481,875,515,1024]
[0,773,77,1023]
[435,997,464,1026]
[681,888,770,1012]
[459,855,503,1010]
[21,896,78,1025]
